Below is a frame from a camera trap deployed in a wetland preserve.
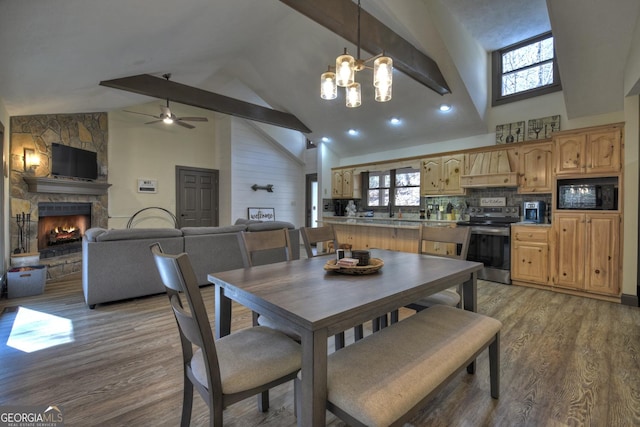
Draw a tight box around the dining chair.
[299,225,339,258]
[391,224,472,323]
[238,228,293,267]
[238,228,299,338]
[299,226,364,348]
[150,243,302,427]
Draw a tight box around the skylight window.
[492,32,561,106]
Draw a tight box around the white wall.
[230,119,305,226]
[623,95,639,296]
[107,105,217,228]
[231,119,305,226]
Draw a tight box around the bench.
[324,305,502,427]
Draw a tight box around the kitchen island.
[320,215,458,254]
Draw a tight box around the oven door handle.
[469,226,510,236]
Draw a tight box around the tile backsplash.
[326,187,552,220]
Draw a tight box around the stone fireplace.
[9,113,109,280]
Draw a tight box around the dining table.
[208,248,483,427]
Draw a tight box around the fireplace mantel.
[24,177,111,195]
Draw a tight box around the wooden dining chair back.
[239,228,292,267]
[405,224,472,312]
[238,228,300,338]
[418,224,472,259]
[300,225,363,349]
[150,243,301,427]
[300,225,339,258]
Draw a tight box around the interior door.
[305,173,318,227]
[176,166,219,228]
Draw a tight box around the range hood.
[460,150,518,188]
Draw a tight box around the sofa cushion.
[84,228,107,242]
[247,221,295,231]
[95,228,183,242]
[235,218,263,225]
[181,224,247,236]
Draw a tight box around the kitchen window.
[492,32,562,106]
[364,168,420,209]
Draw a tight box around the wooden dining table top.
[208,249,483,336]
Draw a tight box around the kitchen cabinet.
[555,213,620,296]
[420,154,465,195]
[511,226,551,286]
[517,142,553,193]
[331,168,358,198]
[555,124,622,176]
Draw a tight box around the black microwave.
[557,180,617,210]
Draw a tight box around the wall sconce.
[24,148,40,171]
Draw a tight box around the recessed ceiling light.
[439,104,452,112]
[348,129,359,136]
[321,136,330,143]
[390,117,401,125]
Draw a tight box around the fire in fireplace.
[38,202,92,258]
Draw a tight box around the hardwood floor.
[1,273,639,426]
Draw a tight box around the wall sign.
[480,197,506,207]
[248,207,275,221]
[137,179,157,193]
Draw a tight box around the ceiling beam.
[99,74,311,133]
[279,0,451,96]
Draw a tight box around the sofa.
[82,220,300,308]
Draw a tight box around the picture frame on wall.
[248,207,275,221]
[496,121,525,144]
[527,115,561,140]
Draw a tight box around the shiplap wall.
[231,120,305,226]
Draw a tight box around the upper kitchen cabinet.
[420,154,465,196]
[517,141,554,193]
[555,123,623,176]
[331,168,359,199]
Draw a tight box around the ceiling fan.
[123,73,208,129]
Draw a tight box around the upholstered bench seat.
[326,305,502,427]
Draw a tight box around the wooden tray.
[323,258,384,275]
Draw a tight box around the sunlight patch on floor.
[6,307,74,353]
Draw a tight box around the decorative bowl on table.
[323,258,384,275]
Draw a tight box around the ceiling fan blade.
[144,119,164,125]
[123,110,160,119]
[175,120,195,129]
[178,117,208,122]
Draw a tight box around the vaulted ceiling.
[1,0,638,157]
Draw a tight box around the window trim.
[491,32,562,107]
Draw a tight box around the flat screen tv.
[51,143,98,180]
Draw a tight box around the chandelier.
[320,0,393,108]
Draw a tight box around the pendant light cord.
[356,0,361,60]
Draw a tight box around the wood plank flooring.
[1,273,639,426]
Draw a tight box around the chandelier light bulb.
[373,56,393,88]
[320,70,337,100]
[346,82,361,108]
[375,82,392,102]
[336,52,355,87]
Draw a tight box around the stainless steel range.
[457,206,520,284]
